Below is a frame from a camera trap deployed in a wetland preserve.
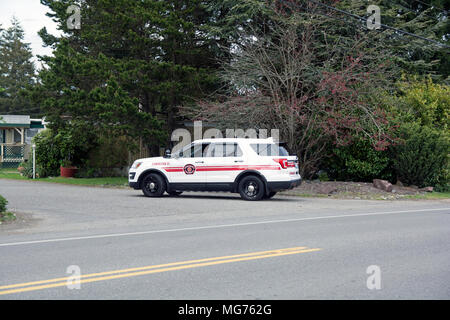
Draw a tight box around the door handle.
[234,160,244,163]
[195,161,204,164]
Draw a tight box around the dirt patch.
[0,211,40,232]
[280,180,439,200]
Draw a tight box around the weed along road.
[0,179,449,299]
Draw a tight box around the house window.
[13,129,22,143]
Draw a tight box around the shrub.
[318,171,330,182]
[18,160,33,179]
[392,123,449,191]
[33,129,61,177]
[0,195,7,213]
[324,138,394,182]
[33,127,98,177]
[397,76,449,130]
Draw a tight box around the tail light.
[287,161,296,168]
[273,158,288,169]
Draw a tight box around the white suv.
[128,138,301,201]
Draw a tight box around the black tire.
[168,191,183,196]
[264,191,277,199]
[141,173,166,197]
[238,175,265,201]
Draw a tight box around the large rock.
[373,179,393,192]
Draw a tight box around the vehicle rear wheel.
[238,175,265,201]
[142,173,166,197]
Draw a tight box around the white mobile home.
[0,115,46,168]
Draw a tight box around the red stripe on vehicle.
[197,166,280,171]
[163,165,280,172]
[163,167,184,172]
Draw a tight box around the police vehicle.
[129,138,301,201]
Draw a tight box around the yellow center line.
[0,246,307,290]
[0,246,321,296]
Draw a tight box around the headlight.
[131,161,142,170]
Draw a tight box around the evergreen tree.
[0,17,36,115]
[334,0,450,83]
[208,0,449,82]
[36,0,224,154]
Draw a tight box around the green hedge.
[392,123,449,191]
[33,129,62,177]
[0,195,7,213]
[324,138,394,182]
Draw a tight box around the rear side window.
[206,143,243,157]
[250,144,289,156]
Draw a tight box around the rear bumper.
[267,178,302,192]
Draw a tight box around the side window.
[180,143,209,158]
[206,143,243,157]
[193,143,209,158]
[250,144,288,156]
[225,143,243,157]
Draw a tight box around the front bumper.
[129,171,140,189]
[267,178,302,192]
[129,181,140,189]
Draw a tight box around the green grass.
[0,168,28,180]
[0,168,128,187]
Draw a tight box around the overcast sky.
[0,0,60,67]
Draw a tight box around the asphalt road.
[0,179,449,299]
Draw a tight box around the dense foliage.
[324,139,395,182]
[33,128,98,177]
[0,195,7,213]
[34,0,226,156]
[0,195,8,213]
[0,1,447,188]
[392,123,449,190]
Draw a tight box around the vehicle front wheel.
[142,173,166,197]
[238,175,265,201]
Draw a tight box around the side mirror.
[164,148,171,158]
